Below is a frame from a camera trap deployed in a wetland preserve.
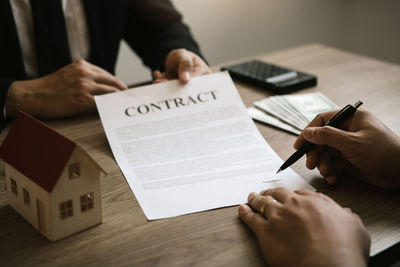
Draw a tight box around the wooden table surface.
[1,44,400,266]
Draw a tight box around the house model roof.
[0,112,77,192]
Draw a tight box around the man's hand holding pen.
[294,109,400,191]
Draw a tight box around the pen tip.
[276,168,282,174]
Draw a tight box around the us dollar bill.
[249,92,339,134]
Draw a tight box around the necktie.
[0,0,25,79]
[29,0,72,76]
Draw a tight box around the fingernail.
[248,192,256,201]
[238,204,249,216]
[304,128,314,139]
[239,204,249,211]
[183,71,190,81]
[293,142,299,150]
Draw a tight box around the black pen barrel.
[327,105,357,127]
[280,142,315,171]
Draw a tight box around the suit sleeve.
[123,0,207,71]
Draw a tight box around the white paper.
[95,72,314,220]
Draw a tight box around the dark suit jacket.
[0,0,204,126]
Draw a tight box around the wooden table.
[1,44,400,266]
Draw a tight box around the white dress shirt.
[9,0,90,78]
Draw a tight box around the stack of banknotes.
[248,92,339,135]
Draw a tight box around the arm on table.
[3,60,126,120]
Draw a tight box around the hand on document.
[153,49,211,83]
[248,92,339,135]
[238,188,370,267]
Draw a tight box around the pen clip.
[325,104,351,125]
[325,100,362,126]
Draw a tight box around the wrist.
[300,247,368,267]
[5,80,38,118]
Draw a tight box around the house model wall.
[0,112,105,241]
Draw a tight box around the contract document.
[95,72,314,220]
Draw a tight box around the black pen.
[276,100,363,174]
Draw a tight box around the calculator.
[221,60,317,94]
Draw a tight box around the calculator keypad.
[228,61,291,81]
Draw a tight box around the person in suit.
[239,109,400,266]
[0,0,211,126]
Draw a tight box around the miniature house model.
[0,112,105,241]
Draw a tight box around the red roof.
[0,112,76,192]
